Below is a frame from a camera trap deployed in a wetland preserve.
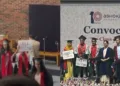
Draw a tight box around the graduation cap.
[113,35,120,41]
[78,35,86,40]
[67,40,73,43]
[91,37,98,41]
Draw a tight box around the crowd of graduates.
[60,35,120,85]
[0,35,53,86]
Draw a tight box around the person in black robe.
[113,35,120,83]
[97,40,114,82]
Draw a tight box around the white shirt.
[103,48,107,58]
[117,46,120,59]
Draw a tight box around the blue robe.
[97,47,114,77]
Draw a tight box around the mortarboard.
[78,35,86,40]
[67,40,73,43]
[91,37,98,41]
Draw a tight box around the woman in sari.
[1,39,13,78]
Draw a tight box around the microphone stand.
[55,41,59,52]
[55,41,60,66]
[43,38,46,64]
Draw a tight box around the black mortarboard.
[91,37,98,41]
[67,40,73,43]
[79,35,86,40]
[114,35,120,41]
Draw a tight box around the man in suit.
[28,35,40,72]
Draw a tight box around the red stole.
[114,46,119,61]
[91,45,97,58]
[40,72,45,86]
[63,46,73,70]
[78,43,86,56]
[1,51,12,78]
[18,53,29,75]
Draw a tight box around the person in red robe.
[18,52,29,76]
[32,58,53,86]
[1,39,13,78]
[77,35,89,78]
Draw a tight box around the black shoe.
[95,77,100,83]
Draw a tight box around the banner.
[76,58,87,67]
[62,50,74,60]
[18,40,33,52]
[61,4,120,54]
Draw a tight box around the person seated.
[0,75,39,86]
[31,58,53,86]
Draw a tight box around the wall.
[0,0,60,40]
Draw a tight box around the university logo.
[90,11,102,24]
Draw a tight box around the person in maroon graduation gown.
[18,52,29,76]
[1,39,13,78]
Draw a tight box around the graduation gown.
[18,53,29,76]
[114,46,120,79]
[88,45,99,76]
[1,51,13,78]
[74,43,89,77]
[32,71,53,86]
[34,72,45,86]
[63,46,73,81]
[97,47,114,77]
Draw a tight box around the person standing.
[113,35,120,83]
[88,37,100,77]
[32,58,53,86]
[76,35,89,78]
[28,35,40,72]
[18,52,29,76]
[97,40,114,82]
[1,39,13,78]
[63,40,74,81]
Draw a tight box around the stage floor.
[45,60,60,86]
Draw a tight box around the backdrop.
[61,3,120,54]
[29,5,60,52]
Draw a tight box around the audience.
[0,75,39,86]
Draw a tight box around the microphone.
[55,41,58,45]
[43,36,47,40]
